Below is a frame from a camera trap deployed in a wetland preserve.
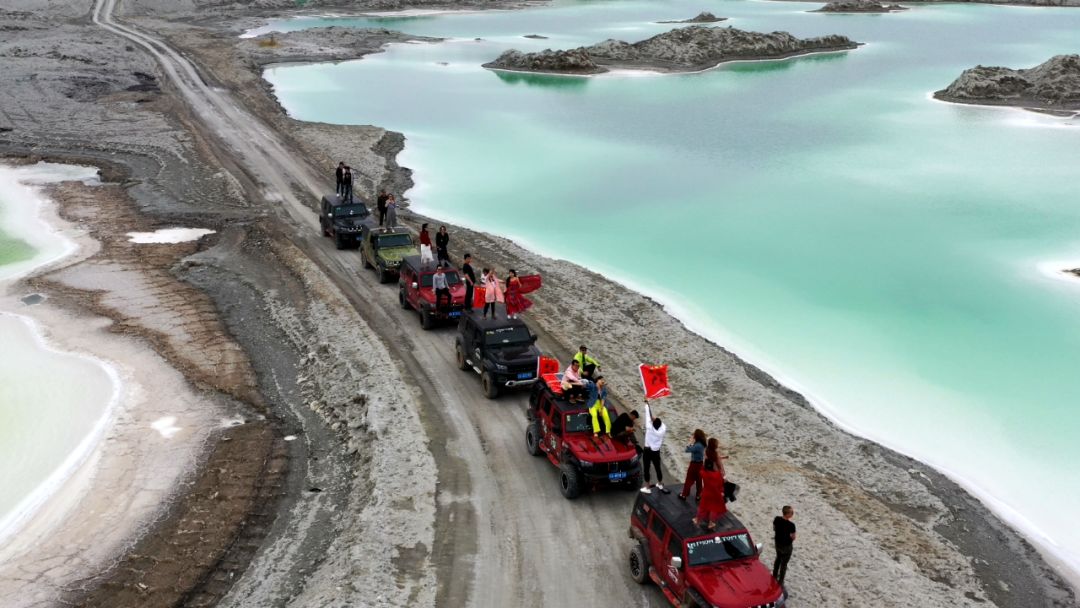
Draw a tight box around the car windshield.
[377,233,412,248]
[334,205,367,218]
[565,412,592,434]
[420,271,461,288]
[686,533,756,567]
[483,325,532,347]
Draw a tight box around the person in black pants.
[772,505,796,586]
[335,162,345,196]
[436,225,450,264]
[461,253,476,310]
[341,167,354,203]
[376,189,388,225]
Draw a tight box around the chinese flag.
[473,286,486,310]
[639,364,672,400]
[537,355,560,376]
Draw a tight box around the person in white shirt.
[432,266,450,312]
[641,401,668,493]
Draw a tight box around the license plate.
[609,471,628,481]
[516,372,533,380]
[448,311,461,318]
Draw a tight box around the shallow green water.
[260,0,1080,572]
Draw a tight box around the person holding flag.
[640,399,667,493]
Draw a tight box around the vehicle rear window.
[334,204,367,217]
[686,533,755,566]
[483,325,531,346]
[378,233,412,248]
[420,271,461,288]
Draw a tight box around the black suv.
[319,194,371,249]
[454,311,541,398]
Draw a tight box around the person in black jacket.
[772,505,796,586]
[341,166,354,203]
[376,189,389,226]
[461,253,476,310]
[335,162,345,196]
[436,225,450,264]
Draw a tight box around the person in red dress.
[693,459,727,530]
[504,269,533,319]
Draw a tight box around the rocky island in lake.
[935,54,1080,111]
[814,0,907,12]
[658,11,727,23]
[483,25,859,75]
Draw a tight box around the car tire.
[455,343,469,371]
[420,307,434,330]
[361,248,372,269]
[399,289,410,309]
[525,422,542,456]
[377,265,388,283]
[629,542,650,585]
[334,234,345,250]
[559,463,582,499]
[481,371,499,399]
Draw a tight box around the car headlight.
[494,363,508,371]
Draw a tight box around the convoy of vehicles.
[325,190,784,605]
[526,377,641,498]
[398,255,467,329]
[629,491,787,608]
[319,194,371,249]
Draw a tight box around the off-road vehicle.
[628,491,786,608]
[454,311,540,398]
[319,194,371,249]
[359,226,418,283]
[525,376,640,498]
[398,255,467,329]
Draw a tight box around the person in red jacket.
[693,460,727,530]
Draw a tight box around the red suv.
[628,491,787,608]
[398,256,467,329]
[525,375,640,498]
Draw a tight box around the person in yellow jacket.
[574,345,600,379]
[588,377,611,436]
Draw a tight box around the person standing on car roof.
[341,166,354,204]
[335,161,346,196]
[573,345,599,379]
[640,401,667,493]
[773,506,796,586]
[679,429,707,501]
[432,265,450,312]
[482,268,503,319]
[385,195,398,229]
[376,189,389,226]
[419,223,434,264]
[462,253,476,310]
[436,226,450,264]
[587,377,611,436]
[693,459,727,530]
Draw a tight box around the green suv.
[360,226,419,283]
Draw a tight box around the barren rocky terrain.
[935,54,1080,112]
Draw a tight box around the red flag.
[473,286,486,310]
[639,364,671,400]
[537,355,560,376]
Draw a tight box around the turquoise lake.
[257,0,1080,574]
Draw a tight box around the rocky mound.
[484,26,858,75]
[658,11,727,23]
[935,54,1080,109]
[483,48,603,74]
[814,0,907,12]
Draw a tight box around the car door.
[663,531,687,598]
[647,513,669,582]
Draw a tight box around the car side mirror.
[411,282,418,289]
[530,334,538,343]
[756,542,763,553]
[670,556,682,570]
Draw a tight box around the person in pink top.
[482,268,504,319]
[561,360,587,402]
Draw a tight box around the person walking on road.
[772,506,796,586]
[693,460,727,530]
[462,253,476,310]
[640,401,667,493]
[341,166,354,203]
[376,189,388,226]
[385,195,398,229]
[436,225,450,264]
[679,429,707,501]
[335,161,345,196]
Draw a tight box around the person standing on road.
[693,460,727,530]
[772,506,796,586]
[335,161,346,196]
[341,166,354,203]
[640,401,667,494]
[376,189,389,226]
[573,345,600,379]
[462,253,476,310]
[679,429,707,501]
[432,265,450,312]
[385,195,398,229]
[419,223,434,264]
[435,225,450,264]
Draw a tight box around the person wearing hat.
[573,345,600,379]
